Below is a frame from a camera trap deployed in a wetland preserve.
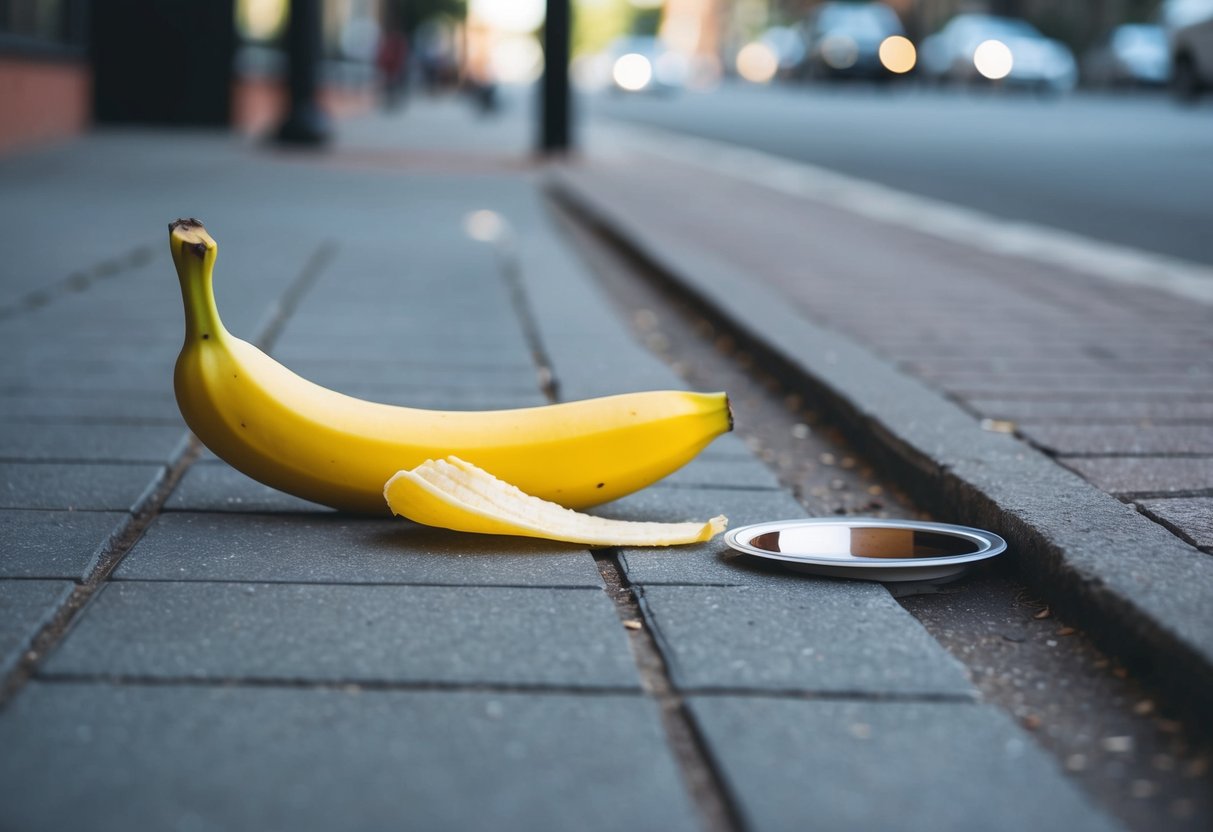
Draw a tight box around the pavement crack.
[592,551,744,832]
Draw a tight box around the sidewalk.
[553,123,1213,725]
[0,94,1188,830]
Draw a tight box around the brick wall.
[0,57,89,153]
[0,55,375,154]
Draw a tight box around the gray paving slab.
[639,582,974,696]
[657,455,783,490]
[0,364,177,394]
[0,328,175,351]
[903,356,1211,375]
[295,288,510,308]
[513,219,685,399]
[277,325,532,350]
[44,582,637,687]
[1061,456,1213,496]
[0,682,699,832]
[281,359,541,389]
[0,462,163,511]
[0,510,128,579]
[116,510,603,586]
[1137,497,1213,550]
[966,397,1213,424]
[605,485,807,586]
[269,331,536,367]
[285,318,528,344]
[2,340,179,366]
[0,580,73,675]
[271,342,533,368]
[311,382,547,409]
[0,308,179,335]
[700,432,763,459]
[276,350,533,368]
[598,483,806,527]
[0,392,183,425]
[1020,424,1213,455]
[932,373,1213,396]
[687,697,1119,832]
[620,543,800,587]
[551,350,680,400]
[0,343,175,366]
[164,461,335,513]
[0,423,187,463]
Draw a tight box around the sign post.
[540,0,572,153]
[277,0,332,146]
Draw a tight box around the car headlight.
[973,39,1013,80]
[613,53,653,91]
[879,36,917,73]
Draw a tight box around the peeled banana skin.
[169,219,733,515]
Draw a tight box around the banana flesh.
[170,219,733,515]
[386,457,727,546]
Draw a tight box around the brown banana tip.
[169,218,205,233]
[725,393,734,431]
[169,219,212,259]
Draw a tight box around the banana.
[170,219,732,515]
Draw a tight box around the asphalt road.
[588,83,1213,267]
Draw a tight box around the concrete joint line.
[255,241,338,353]
[600,121,1213,306]
[35,673,645,696]
[0,243,337,711]
[593,553,744,832]
[482,224,560,402]
[0,240,158,322]
[549,175,1213,737]
[667,687,980,705]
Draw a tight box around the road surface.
[588,83,1213,267]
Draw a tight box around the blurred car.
[800,1,909,80]
[1083,24,1170,87]
[606,36,686,94]
[1162,0,1213,100]
[759,25,808,79]
[919,14,1078,93]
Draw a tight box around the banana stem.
[170,219,227,344]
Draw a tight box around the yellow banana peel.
[386,456,727,546]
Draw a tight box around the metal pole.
[277,0,331,146]
[540,0,571,154]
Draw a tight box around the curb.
[548,171,1213,737]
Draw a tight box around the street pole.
[540,0,571,154]
[277,0,331,146]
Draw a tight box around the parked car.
[759,25,808,79]
[1162,0,1213,100]
[800,1,908,80]
[1083,24,1170,87]
[919,14,1078,93]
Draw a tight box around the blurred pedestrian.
[376,26,409,110]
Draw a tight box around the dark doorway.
[92,0,236,126]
